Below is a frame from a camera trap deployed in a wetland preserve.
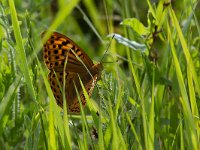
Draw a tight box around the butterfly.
[42,31,103,113]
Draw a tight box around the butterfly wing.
[42,31,94,73]
[42,31,103,113]
[48,63,102,113]
[65,63,102,112]
[48,70,77,108]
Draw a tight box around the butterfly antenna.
[100,34,115,63]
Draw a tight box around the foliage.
[0,0,200,149]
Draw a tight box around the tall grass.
[0,0,199,149]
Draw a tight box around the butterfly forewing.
[42,31,103,113]
[43,32,94,72]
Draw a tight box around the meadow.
[0,0,200,149]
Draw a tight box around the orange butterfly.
[42,31,103,113]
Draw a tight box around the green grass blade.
[180,121,184,150]
[49,94,57,149]
[75,78,89,150]
[169,6,200,97]
[148,65,155,149]
[8,0,36,100]
[187,63,199,116]
[98,114,104,150]
[129,59,148,149]
[48,0,80,32]
[83,0,106,36]
[168,21,197,149]
[0,76,20,123]
[126,113,142,150]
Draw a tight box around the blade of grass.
[48,0,80,33]
[83,0,106,36]
[0,76,21,124]
[74,79,89,150]
[126,113,142,150]
[104,123,111,148]
[128,58,148,149]
[180,119,184,150]
[148,65,155,149]
[116,125,127,149]
[169,6,200,97]
[187,62,199,116]
[48,92,57,149]
[39,112,48,150]
[8,0,36,100]
[168,21,197,149]
[98,113,104,150]
[108,99,119,149]
[76,6,103,43]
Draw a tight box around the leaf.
[108,33,147,52]
[121,18,150,36]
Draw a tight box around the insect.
[42,31,103,113]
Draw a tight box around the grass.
[0,0,200,149]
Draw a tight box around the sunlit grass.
[0,0,200,149]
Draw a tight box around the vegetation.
[0,0,200,149]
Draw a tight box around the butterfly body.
[42,31,103,113]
